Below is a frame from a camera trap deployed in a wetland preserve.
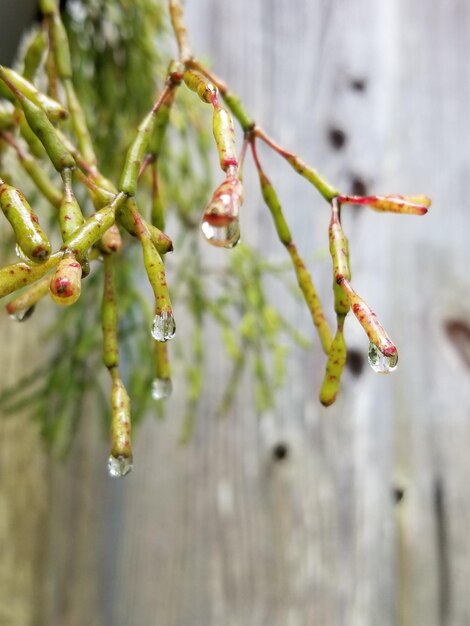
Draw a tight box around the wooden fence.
[1,0,469,624]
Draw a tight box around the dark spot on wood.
[350,175,369,197]
[327,127,347,150]
[350,77,367,92]
[392,485,405,504]
[433,478,449,625]
[444,319,470,368]
[346,348,365,377]
[272,442,289,461]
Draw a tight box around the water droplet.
[9,305,35,322]
[201,177,243,249]
[151,377,173,400]
[151,311,176,342]
[368,342,398,374]
[107,454,133,478]
[201,216,240,248]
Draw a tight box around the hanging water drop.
[201,176,244,248]
[151,377,173,400]
[8,304,35,322]
[151,311,176,342]
[107,453,133,478]
[201,214,240,248]
[368,342,398,374]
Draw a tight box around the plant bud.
[108,372,133,478]
[183,69,217,103]
[59,170,85,242]
[0,181,51,261]
[119,110,156,195]
[19,96,75,172]
[340,194,431,215]
[338,277,397,360]
[100,224,122,254]
[50,253,82,306]
[148,224,173,254]
[319,322,347,406]
[329,204,350,282]
[0,66,67,121]
[213,105,237,171]
[39,0,58,15]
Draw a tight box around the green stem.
[119,83,175,195]
[63,78,97,167]
[338,277,397,357]
[110,367,132,461]
[185,60,338,201]
[5,273,51,316]
[183,69,238,174]
[126,197,173,317]
[22,28,48,81]
[251,140,332,354]
[255,128,339,202]
[169,0,192,62]
[0,253,61,299]
[155,342,171,381]
[102,254,119,370]
[319,199,351,405]
[64,192,126,260]
[186,59,255,132]
[59,167,85,243]
[0,65,67,121]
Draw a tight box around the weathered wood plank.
[0,311,48,626]
[2,0,470,625]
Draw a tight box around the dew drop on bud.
[368,342,398,374]
[151,377,173,400]
[201,215,240,248]
[201,177,243,248]
[107,454,133,478]
[9,305,35,322]
[151,311,176,342]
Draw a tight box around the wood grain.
[1,0,470,625]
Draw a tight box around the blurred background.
[1,1,470,625]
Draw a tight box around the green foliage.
[64,0,168,175]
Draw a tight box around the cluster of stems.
[0,0,429,476]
